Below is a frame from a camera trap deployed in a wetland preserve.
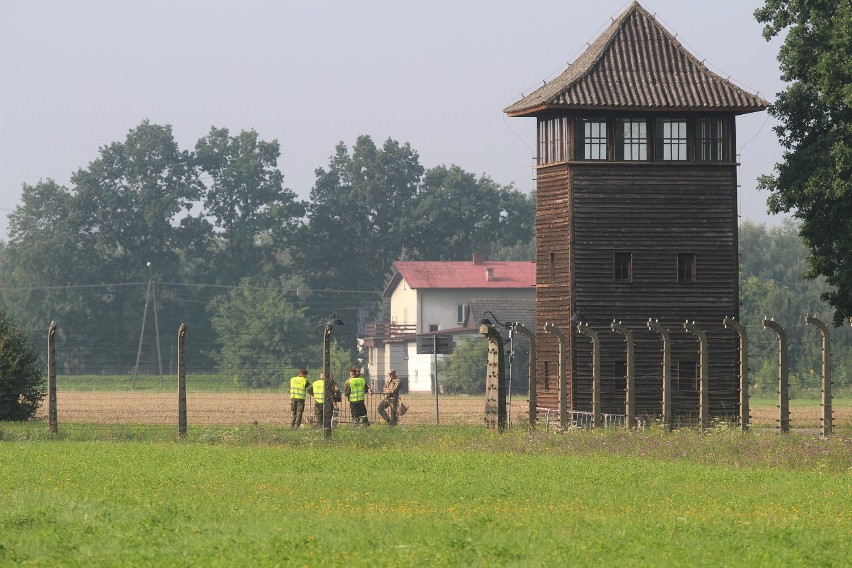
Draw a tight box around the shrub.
[0,308,46,420]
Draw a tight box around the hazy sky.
[0,0,789,241]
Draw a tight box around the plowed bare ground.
[36,391,849,429]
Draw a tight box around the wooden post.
[177,323,187,439]
[762,319,789,433]
[610,321,635,429]
[723,317,750,432]
[576,323,601,428]
[683,321,709,432]
[544,323,567,430]
[47,321,57,434]
[806,315,832,437]
[511,323,536,430]
[647,319,672,431]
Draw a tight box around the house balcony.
[363,322,417,343]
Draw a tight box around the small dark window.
[677,253,696,283]
[549,252,555,282]
[576,118,608,160]
[616,118,648,161]
[456,304,469,325]
[544,361,550,391]
[607,360,627,391]
[429,324,439,332]
[614,252,632,282]
[656,118,688,160]
[697,118,730,161]
[677,361,698,391]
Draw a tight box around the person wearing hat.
[289,368,311,429]
[344,368,370,426]
[377,369,402,425]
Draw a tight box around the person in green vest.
[307,372,341,428]
[289,368,310,429]
[344,368,370,426]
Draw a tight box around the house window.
[677,361,698,391]
[616,118,648,160]
[457,304,469,325]
[544,361,550,391]
[549,252,555,282]
[697,118,730,161]
[577,118,608,160]
[614,252,632,282]
[677,253,696,283]
[537,116,569,165]
[656,118,688,160]
[429,324,439,332]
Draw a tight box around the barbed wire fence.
[23,283,852,434]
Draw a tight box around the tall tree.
[298,135,424,294]
[195,127,305,285]
[755,0,852,324]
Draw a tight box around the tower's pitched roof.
[504,1,770,116]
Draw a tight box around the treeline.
[739,220,852,393]
[0,120,534,382]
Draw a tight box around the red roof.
[384,260,536,297]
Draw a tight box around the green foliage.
[195,127,305,285]
[755,0,852,323]
[439,338,488,394]
[207,278,314,388]
[0,307,45,420]
[738,220,852,392]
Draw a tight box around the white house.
[363,253,535,393]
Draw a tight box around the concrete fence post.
[510,323,536,430]
[610,321,635,429]
[544,323,567,431]
[723,317,750,432]
[479,324,507,432]
[47,321,57,434]
[647,319,672,431]
[762,318,789,433]
[683,321,710,432]
[576,323,601,428]
[806,314,832,437]
[177,323,187,439]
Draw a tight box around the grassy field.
[1,425,850,566]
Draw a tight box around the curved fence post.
[511,323,536,429]
[576,323,601,428]
[762,318,789,433]
[479,323,507,432]
[177,323,187,439]
[683,321,709,432]
[806,314,832,437]
[647,319,671,430]
[723,316,750,432]
[47,321,57,434]
[610,321,635,429]
[543,323,567,431]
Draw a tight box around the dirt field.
[36,391,850,429]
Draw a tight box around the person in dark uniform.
[377,369,401,425]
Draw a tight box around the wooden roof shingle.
[504,1,770,116]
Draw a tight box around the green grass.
[1,426,850,566]
[55,374,279,393]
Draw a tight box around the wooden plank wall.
[537,162,741,420]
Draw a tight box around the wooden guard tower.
[505,2,769,421]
